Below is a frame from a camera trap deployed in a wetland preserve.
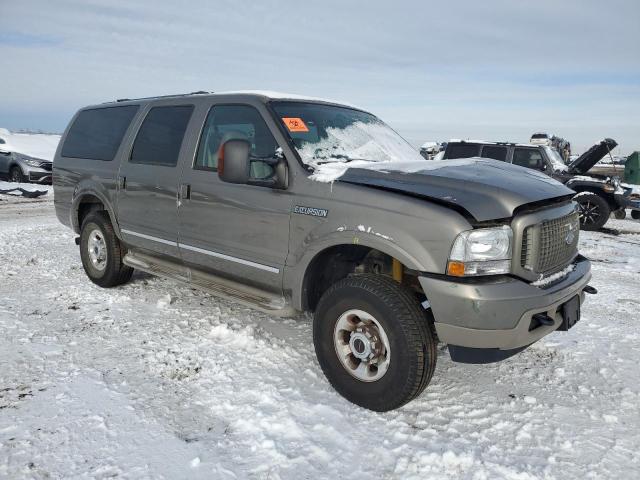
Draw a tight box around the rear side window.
[130,105,194,167]
[446,144,481,159]
[480,145,507,161]
[62,106,139,161]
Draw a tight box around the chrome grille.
[521,211,579,274]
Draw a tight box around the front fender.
[285,227,450,311]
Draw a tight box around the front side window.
[513,148,545,171]
[194,105,278,179]
[271,101,423,168]
[62,105,139,161]
[130,105,194,167]
[480,145,507,161]
[446,143,482,159]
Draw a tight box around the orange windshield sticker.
[282,117,309,133]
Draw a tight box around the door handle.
[117,175,126,190]
[179,183,191,200]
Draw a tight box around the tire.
[632,210,640,220]
[313,274,437,411]
[79,211,133,288]
[613,209,626,220]
[9,166,24,183]
[575,192,610,231]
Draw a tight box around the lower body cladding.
[418,256,592,364]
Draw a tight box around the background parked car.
[530,132,551,146]
[0,130,58,183]
[442,138,638,230]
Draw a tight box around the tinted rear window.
[61,106,139,161]
[480,145,507,161]
[447,144,481,159]
[130,105,194,167]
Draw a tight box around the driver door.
[177,103,291,292]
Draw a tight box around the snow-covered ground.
[0,130,60,161]
[1,197,639,479]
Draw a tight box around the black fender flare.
[71,185,121,238]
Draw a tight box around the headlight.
[447,226,513,276]
[23,158,42,167]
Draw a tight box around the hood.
[567,138,617,174]
[337,158,574,222]
[13,151,52,165]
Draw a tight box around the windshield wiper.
[315,154,376,165]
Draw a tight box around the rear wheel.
[575,193,610,231]
[9,166,24,183]
[313,274,437,411]
[80,211,133,287]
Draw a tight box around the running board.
[123,251,295,317]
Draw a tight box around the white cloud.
[1,0,639,152]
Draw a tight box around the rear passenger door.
[177,103,291,293]
[116,102,196,258]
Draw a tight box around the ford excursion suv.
[53,91,595,411]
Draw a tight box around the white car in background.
[530,132,552,146]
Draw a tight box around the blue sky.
[1,0,639,153]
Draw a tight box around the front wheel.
[575,192,610,231]
[313,274,437,411]
[9,166,24,183]
[632,210,640,220]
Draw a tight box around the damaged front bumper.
[418,256,592,364]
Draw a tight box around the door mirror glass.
[219,139,251,184]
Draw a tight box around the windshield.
[544,146,568,171]
[532,133,548,139]
[271,102,423,168]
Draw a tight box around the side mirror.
[218,139,251,184]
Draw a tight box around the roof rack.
[111,91,211,103]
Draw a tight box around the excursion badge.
[294,205,328,218]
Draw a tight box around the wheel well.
[302,245,411,312]
[77,195,106,228]
[572,187,616,210]
[9,163,23,173]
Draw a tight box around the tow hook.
[583,285,598,295]
[532,313,555,326]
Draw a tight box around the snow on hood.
[310,158,472,183]
[0,131,61,161]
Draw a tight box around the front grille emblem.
[565,224,575,245]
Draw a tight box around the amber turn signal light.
[447,261,465,277]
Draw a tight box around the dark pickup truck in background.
[442,138,638,230]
